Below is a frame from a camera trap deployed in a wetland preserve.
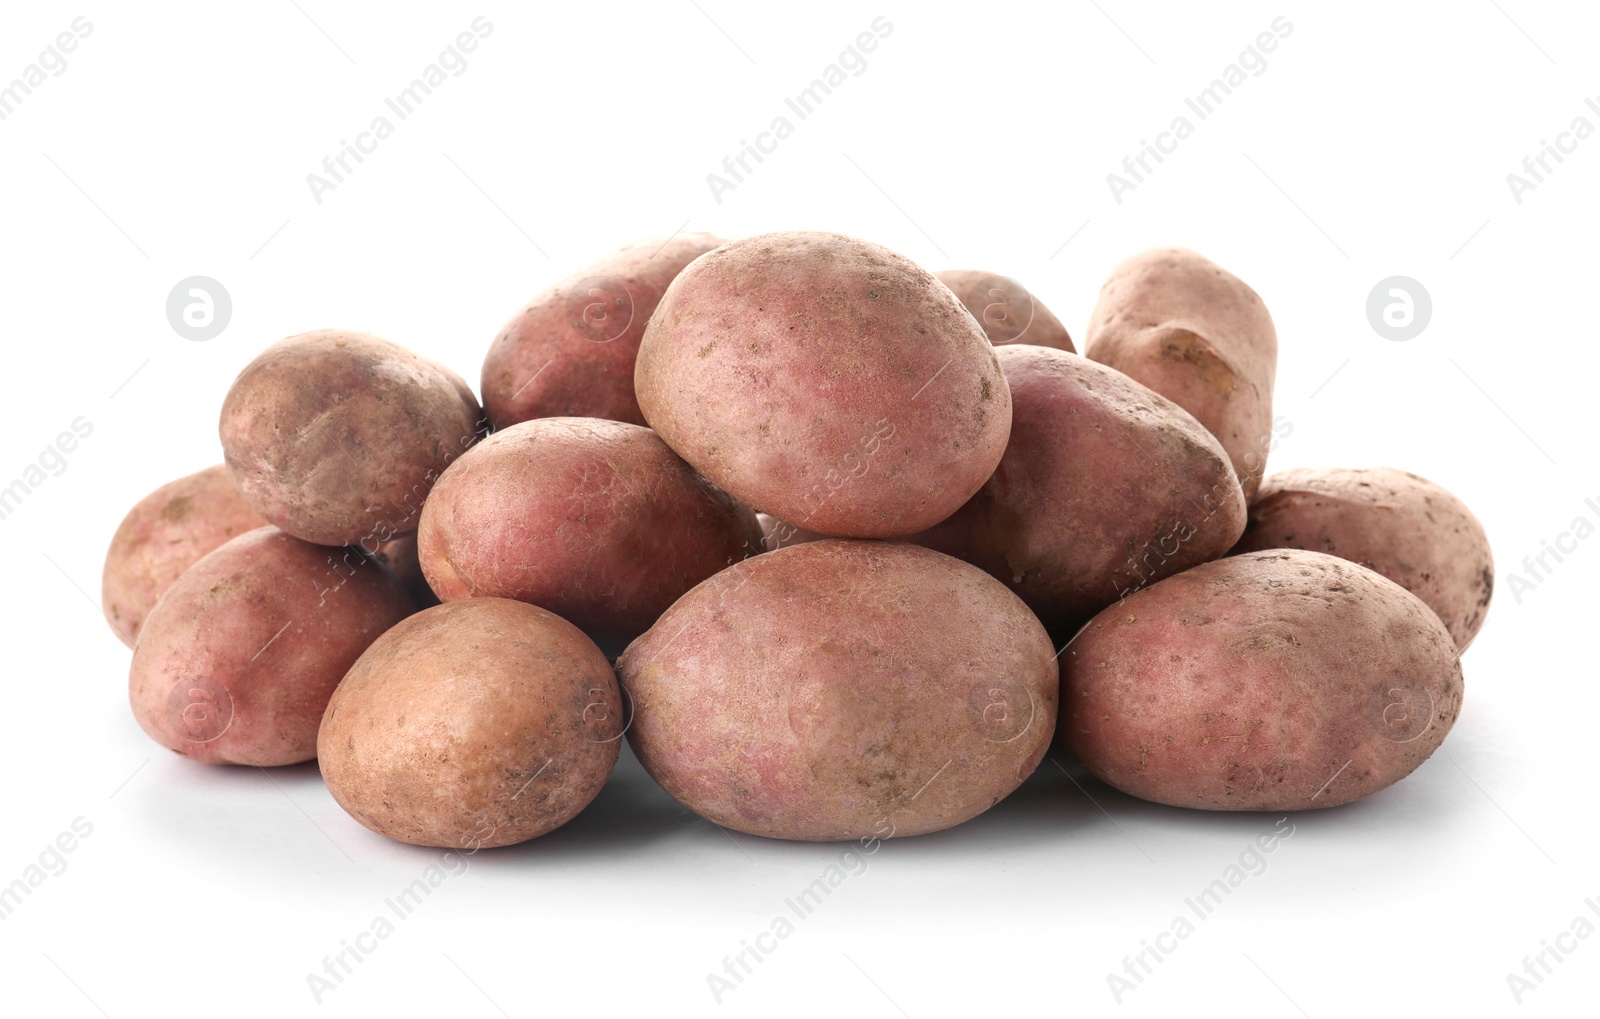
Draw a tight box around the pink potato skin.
[1085,248,1278,500]
[318,598,621,848]
[102,464,269,647]
[129,527,417,766]
[634,231,1013,538]
[482,234,730,429]
[1063,550,1464,811]
[417,417,764,658]
[618,540,1059,841]
[935,270,1074,351]
[1231,467,1494,650]
[908,346,1246,634]
[220,330,485,547]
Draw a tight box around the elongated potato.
[619,540,1058,841]
[318,598,620,848]
[635,231,1012,538]
[1085,248,1277,499]
[102,464,268,647]
[908,346,1246,635]
[129,527,416,766]
[1231,467,1493,650]
[220,330,485,547]
[1062,550,1463,810]
[417,417,762,657]
[935,270,1074,351]
[482,234,729,429]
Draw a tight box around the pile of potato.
[104,232,1493,848]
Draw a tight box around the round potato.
[482,233,729,429]
[129,527,416,766]
[1231,467,1493,650]
[634,231,1012,538]
[220,330,485,547]
[318,598,620,848]
[908,346,1246,635]
[618,540,1058,841]
[935,270,1074,351]
[417,417,763,657]
[1085,248,1277,499]
[102,464,268,647]
[1062,549,1463,810]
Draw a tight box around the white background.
[1,2,1595,1016]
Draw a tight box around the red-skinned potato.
[1063,550,1463,810]
[417,417,763,657]
[1085,248,1278,499]
[935,270,1074,351]
[634,231,1012,538]
[102,464,268,647]
[129,527,416,766]
[318,598,620,848]
[482,234,729,429]
[618,540,1059,841]
[908,345,1246,635]
[1231,467,1494,650]
[220,330,485,547]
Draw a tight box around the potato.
[129,527,416,766]
[482,233,729,429]
[1062,549,1463,810]
[366,533,439,609]
[935,270,1074,350]
[1231,467,1493,650]
[318,598,620,848]
[634,231,1012,538]
[417,417,763,657]
[1084,248,1277,499]
[102,464,268,647]
[618,540,1058,841]
[219,330,485,547]
[908,345,1246,635]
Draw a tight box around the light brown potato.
[417,417,762,658]
[318,598,620,848]
[220,330,485,547]
[635,231,1012,538]
[129,527,416,766]
[935,270,1074,351]
[482,234,729,429]
[1231,467,1493,650]
[908,346,1246,636]
[1062,550,1463,810]
[619,540,1059,841]
[102,464,268,647]
[1085,248,1278,499]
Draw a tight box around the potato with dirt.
[482,233,729,429]
[318,598,620,848]
[634,231,1012,538]
[219,330,485,547]
[129,527,416,766]
[618,540,1058,841]
[1061,549,1463,810]
[935,270,1074,351]
[1231,467,1493,649]
[1084,248,1277,499]
[417,417,762,657]
[908,345,1246,635]
[102,464,268,647]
